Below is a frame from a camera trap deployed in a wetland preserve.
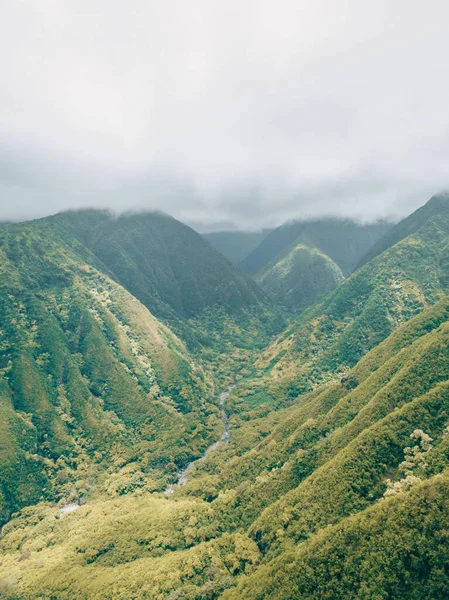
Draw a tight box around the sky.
[1,0,449,231]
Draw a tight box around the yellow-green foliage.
[223,472,449,600]
[0,222,219,522]
[256,208,449,401]
[0,495,260,599]
[2,203,449,599]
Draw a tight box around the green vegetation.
[1,197,449,599]
[255,237,344,312]
[3,290,449,598]
[358,192,449,268]
[51,210,271,321]
[256,198,449,400]
[240,217,391,276]
[0,220,221,523]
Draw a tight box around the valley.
[164,385,234,495]
[1,194,449,599]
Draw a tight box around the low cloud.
[1,1,448,229]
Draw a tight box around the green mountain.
[202,230,272,265]
[255,196,449,400]
[51,210,269,321]
[254,236,344,312]
[358,192,449,268]
[0,217,235,524]
[48,210,282,360]
[240,217,392,276]
[2,197,449,599]
[2,288,449,599]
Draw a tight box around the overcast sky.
[1,1,448,231]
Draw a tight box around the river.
[164,384,234,496]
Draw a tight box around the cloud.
[0,0,448,229]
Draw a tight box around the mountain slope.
[2,197,449,600]
[255,196,449,400]
[359,192,449,268]
[225,472,449,599]
[202,230,272,265]
[51,210,269,320]
[240,218,392,276]
[0,220,219,524]
[3,295,449,598]
[254,236,344,312]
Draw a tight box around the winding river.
[164,384,234,496]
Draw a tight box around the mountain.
[254,236,344,312]
[0,217,225,524]
[240,217,392,276]
[48,210,282,357]
[255,195,449,400]
[2,293,449,599]
[2,197,449,599]
[0,209,283,525]
[51,210,269,320]
[202,230,272,265]
[358,192,449,267]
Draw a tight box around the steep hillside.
[255,236,344,312]
[0,220,220,524]
[48,210,281,356]
[2,296,449,598]
[255,197,449,400]
[51,210,268,320]
[240,217,392,276]
[225,473,449,599]
[359,192,449,268]
[202,230,272,265]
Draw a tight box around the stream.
[164,384,234,496]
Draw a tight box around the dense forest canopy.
[1,195,449,599]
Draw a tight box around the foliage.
[256,200,449,402]
[255,238,344,313]
[2,198,449,599]
[240,217,391,276]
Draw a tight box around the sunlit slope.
[0,221,218,523]
[256,198,449,399]
[175,298,449,534]
[255,237,344,312]
[3,298,449,598]
[224,472,449,600]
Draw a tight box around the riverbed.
[164,384,234,495]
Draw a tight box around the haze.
[1,0,448,230]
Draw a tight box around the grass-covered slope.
[254,237,344,312]
[0,220,220,524]
[240,218,391,276]
[202,230,272,265]
[2,297,449,598]
[256,197,449,399]
[51,210,270,320]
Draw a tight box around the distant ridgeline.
[201,217,392,317]
[49,210,281,351]
[239,217,392,277]
[2,196,449,600]
[202,229,272,265]
[255,193,449,401]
